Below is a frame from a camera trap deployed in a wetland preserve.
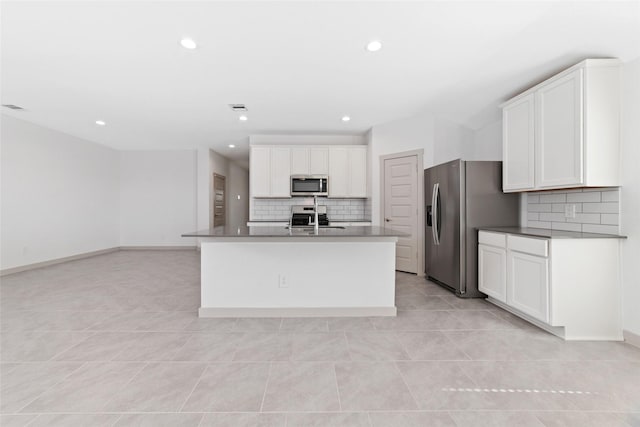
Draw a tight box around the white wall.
[1,115,120,270]
[228,162,249,228]
[1,120,242,268]
[620,57,640,336]
[250,134,365,145]
[471,120,503,161]
[369,112,476,226]
[369,111,435,225]
[433,117,474,165]
[119,150,197,246]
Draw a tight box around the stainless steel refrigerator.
[425,159,519,298]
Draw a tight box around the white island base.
[198,236,398,317]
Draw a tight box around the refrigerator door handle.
[432,183,440,246]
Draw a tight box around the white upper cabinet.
[290,146,329,176]
[536,69,584,188]
[503,93,535,191]
[309,147,329,175]
[271,147,292,197]
[328,147,349,197]
[502,59,620,192]
[249,146,291,198]
[250,147,271,198]
[328,146,367,198]
[349,146,367,198]
[251,145,366,199]
[290,147,309,175]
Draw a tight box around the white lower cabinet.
[507,250,549,323]
[478,244,507,302]
[478,230,622,340]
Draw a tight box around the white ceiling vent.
[229,104,248,112]
[2,104,24,110]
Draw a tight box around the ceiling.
[2,1,639,166]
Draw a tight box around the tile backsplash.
[252,198,370,221]
[526,188,620,234]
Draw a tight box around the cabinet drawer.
[479,231,506,248]
[507,235,548,257]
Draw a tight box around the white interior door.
[384,155,418,273]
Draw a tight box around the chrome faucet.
[313,195,319,234]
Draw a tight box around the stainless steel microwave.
[290,175,328,197]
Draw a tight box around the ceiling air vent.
[2,104,24,110]
[229,104,248,112]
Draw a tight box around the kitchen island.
[182,226,406,317]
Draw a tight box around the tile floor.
[1,250,639,426]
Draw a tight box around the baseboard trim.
[624,330,640,348]
[487,297,566,339]
[0,247,120,277]
[1,246,198,276]
[487,297,624,341]
[119,246,197,251]
[198,306,397,318]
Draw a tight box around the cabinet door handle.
[385,218,391,222]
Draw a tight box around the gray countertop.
[247,220,372,223]
[183,225,406,238]
[479,226,626,239]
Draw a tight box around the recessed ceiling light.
[180,38,197,50]
[228,144,236,148]
[95,120,106,126]
[342,116,351,122]
[239,115,248,121]
[366,40,382,52]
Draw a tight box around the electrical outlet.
[279,274,288,288]
[564,204,576,219]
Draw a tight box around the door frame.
[380,149,424,276]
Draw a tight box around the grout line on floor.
[440,330,474,361]
[366,411,374,427]
[109,413,124,427]
[332,361,343,412]
[177,363,208,413]
[259,361,274,412]
[101,361,150,411]
[393,361,420,411]
[14,360,90,414]
[38,331,95,363]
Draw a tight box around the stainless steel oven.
[290,175,328,197]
